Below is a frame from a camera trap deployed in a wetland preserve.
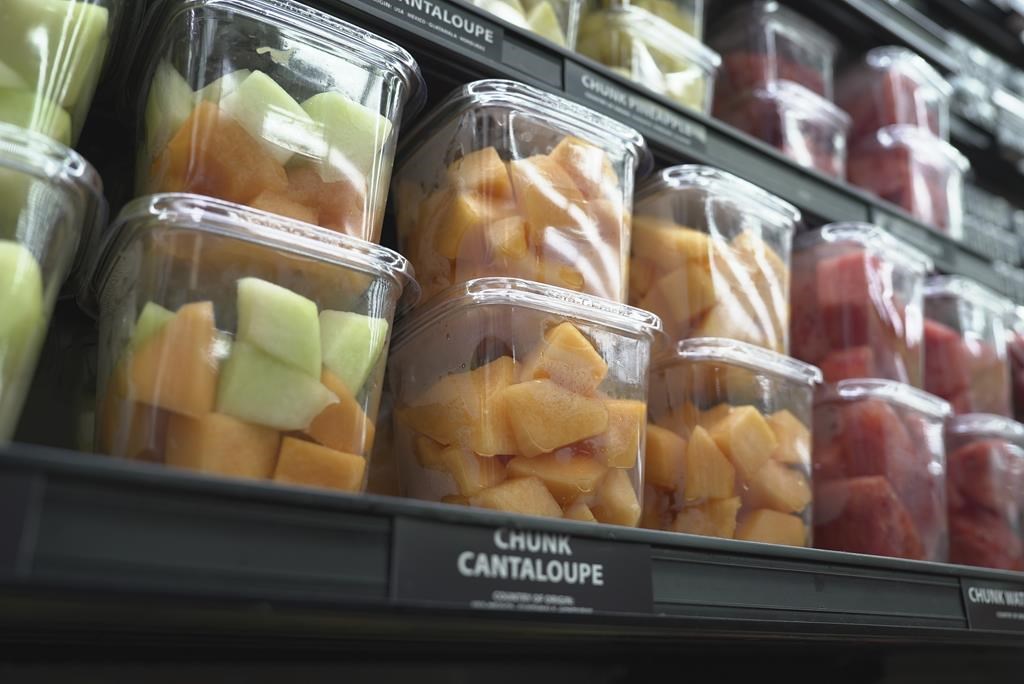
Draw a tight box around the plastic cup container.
[0,123,103,440]
[646,338,821,546]
[715,81,851,179]
[945,414,1024,571]
[582,0,704,38]
[389,277,661,525]
[709,0,838,100]
[848,125,969,237]
[393,80,648,305]
[135,0,424,243]
[630,165,799,353]
[812,379,951,562]
[467,0,582,48]
[923,276,1012,416]
[790,223,933,387]
[837,47,953,145]
[576,7,720,113]
[88,193,415,494]
[1007,306,1024,422]
[0,0,125,145]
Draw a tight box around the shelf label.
[391,517,653,615]
[962,580,1024,632]
[360,0,503,60]
[563,62,707,153]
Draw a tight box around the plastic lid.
[752,81,851,130]
[397,79,652,177]
[653,337,822,386]
[946,413,1024,446]
[592,7,722,73]
[864,46,953,98]
[714,0,838,57]
[924,275,1013,316]
[636,164,801,229]
[391,277,663,351]
[871,125,969,172]
[795,222,934,274]
[87,193,417,312]
[817,379,951,419]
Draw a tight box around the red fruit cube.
[949,510,1024,571]
[923,319,970,398]
[835,399,915,477]
[947,439,1024,515]
[819,346,876,383]
[814,476,926,560]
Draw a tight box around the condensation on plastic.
[630,165,799,353]
[790,222,932,387]
[467,0,583,48]
[134,0,424,243]
[393,79,649,305]
[812,378,951,562]
[389,277,661,523]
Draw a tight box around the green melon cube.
[0,61,27,90]
[319,310,389,396]
[219,70,317,165]
[0,240,44,377]
[144,60,195,158]
[0,88,71,145]
[526,1,566,46]
[300,91,393,184]
[195,69,251,104]
[236,277,321,378]
[130,302,174,351]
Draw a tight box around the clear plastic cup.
[923,276,1012,416]
[583,0,704,38]
[715,81,851,179]
[135,0,424,243]
[467,0,582,48]
[0,123,103,440]
[576,7,720,113]
[646,338,821,546]
[393,80,648,305]
[945,414,1024,571]
[389,277,661,524]
[89,193,415,493]
[812,379,950,562]
[837,47,953,145]
[790,223,933,387]
[0,0,125,145]
[1006,306,1024,422]
[848,125,969,237]
[709,0,838,100]
[630,165,799,353]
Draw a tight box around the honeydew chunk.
[0,61,27,89]
[475,0,531,28]
[319,310,389,395]
[236,277,321,377]
[196,69,251,104]
[165,412,280,480]
[645,423,687,490]
[301,90,392,184]
[564,499,597,522]
[590,468,641,527]
[518,322,608,393]
[273,436,366,492]
[441,446,508,496]
[498,379,609,457]
[671,497,741,538]
[684,426,736,501]
[0,241,43,378]
[469,475,563,518]
[0,89,71,145]
[220,70,315,165]
[507,453,608,504]
[735,509,807,547]
[526,1,567,46]
[144,61,195,157]
[130,302,174,351]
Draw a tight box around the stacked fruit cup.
[468,0,582,48]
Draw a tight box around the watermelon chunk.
[923,319,970,398]
[814,476,925,559]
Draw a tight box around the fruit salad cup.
[715,81,851,179]
[89,194,415,493]
[576,7,720,113]
[394,80,648,305]
[848,125,969,237]
[945,414,1024,571]
[0,123,103,440]
[581,0,705,39]
[646,338,821,546]
[0,0,125,145]
[135,0,424,242]
[923,276,1012,416]
[467,0,582,48]
[1007,306,1024,422]
[790,223,933,387]
[837,47,953,145]
[630,165,799,353]
[389,278,661,524]
[709,0,838,101]
[812,379,951,562]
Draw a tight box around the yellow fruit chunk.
[592,399,645,468]
[435,193,516,260]
[98,400,169,462]
[165,412,280,479]
[684,426,736,501]
[509,154,586,231]
[485,215,528,259]
[499,379,609,457]
[639,267,716,332]
[645,424,687,490]
[470,476,563,518]
[745,461,811,514]
[447,147,512,199]
[564,499,597,522]
[250,190,318,225]
[697,403,732,430]
[735,509,807,547]
[590,468,641,527]
[273,436,367,492]
[708,406,776,482]
[507,453,608,505]
[442,494,470,505]
[305,370,375,456]
[629,256,657,300]
[640,484,672,530]
[631,218,711,272]
[441,446,508,496]
[414,434,447,471]
[518,322,608,394]
[671,497,741,538]
[767,410,811,466]
[129,301,218,417]
[548,135,618,200]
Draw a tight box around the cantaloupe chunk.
[469,476,563,518]
[564,498,597,522]
[165,412,280,479]
[641,484,672,530]
[273,436,366,492]
[98,400,169,462]
[639,267,716,332]
[499,379,609,457]
[484,215,528,259]
[285,163,367,238]
[435,192,518,260]
[768,409,810,465]
[150,101,288,204]
[697,403,732,429]
[592,399,645,468]
[447,147,512,198]
[518,322,608,394]
[590,468,641,527]
[708,406,776,482]
[631,218,711,272]
[507,453,608,504]
[745,461,811,513]
[684,426,736,501]
[305,370,375,455]
[250,190,318,225]
[130,301,218,417]
[442,494,470,505]
[548,135,618,200]
[672,497,741,538]
[441,446,508,496]
[645,423,687,490]
[414,434,447,471]
[735,509,807,547]
[509,154,586,231]
[629,255,657,300]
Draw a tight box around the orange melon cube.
[645,423,687,490]
[498,379,609,457]
[564,499,597,522]
[640,484,672,530]
[590,468,641,527]
[165,412,280,479]
[629,256,657,301]
[129,301,218,417]
[536,257,587,292]
[671,496,742,538]
[654,403,696,437]
[440,446,507,496]
[414,434,447,471]
[273,436,367,492]
[708,406,777,482]
[509,155,585,231]
[631,218,711,272]
[98,399,169,463]
[639,267,717,332]
[484,215,528,259]
[250,190,318,225]
[518,322,608,394]
[592,399,646,468]
[442,494,470,506]
[435,192,517,260]
[697,403,732,430]
[735,509,807,547]
[305,370,376,456]
[469,476,563,518]
[768,410,811,466]
[548,136,619,200]
[285,163,368,238]
[684,426,736,501]
[507,453,608,504]
[447,147,512,199]
[744,461,811,514]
